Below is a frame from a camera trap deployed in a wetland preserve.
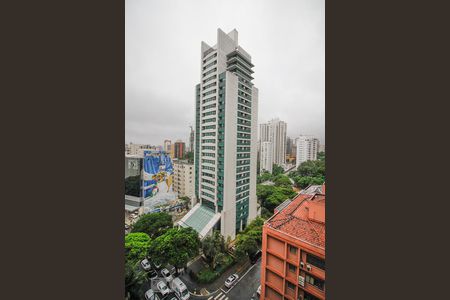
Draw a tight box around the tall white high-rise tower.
[178,29,258,240]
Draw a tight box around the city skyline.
[126,0,325,145]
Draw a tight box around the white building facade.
[126,143,156,156]
[180,29,258,240]
[296,135,319,167]
[259,118,287,171]
[173,160,195,200]
[260,141,273,173]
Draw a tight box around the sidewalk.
[180,256,251,296]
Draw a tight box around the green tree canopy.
[317,151,325,161]
[125,260,147,299]
[272,164,284,176]
[125,232,151,262]
[289,159,325,189]
[235,234,259,260]
[257,171,273,184]
[273,174,292,188]
[148,227,201,272]
[202,230,226,270]
[296,160,325,178]
[293,176,325,189]
[131,212,173,239]
[257,184,297,213]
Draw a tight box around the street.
[204,258,261,300]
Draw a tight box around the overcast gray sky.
[126,0,324,146]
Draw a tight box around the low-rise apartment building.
[261,186,325,300]
[173,160,194,202]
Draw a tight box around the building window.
[305,274,325,291]
[288,245,298,255]
[286,281,295,290]
[304,292,320,300]
[288,263,296,273]
[306,253,325,270]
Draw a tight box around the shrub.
[197,269,218,283]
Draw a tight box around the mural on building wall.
[142,150,176,212]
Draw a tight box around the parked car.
[224,274,239,288]
[141,258,152,271]
[157,281,170,296]
[148,269,158,280]
[257,285,261,296]
[170,277,190,300]
[166,264,176,275]
[144,289,160,300]
[161,268,174,283]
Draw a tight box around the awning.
[177,203,221,239]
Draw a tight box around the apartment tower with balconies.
[180,29,258,240]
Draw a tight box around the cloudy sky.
[126,0,324,145]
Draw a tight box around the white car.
[161,268,174,283]
[157,281,170,296]
[257,285,261,296]
[141,258,152,271]
[144,289,160,300]
[224,274,239,288]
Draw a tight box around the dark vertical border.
[327,0,449,299]
[2,0,124,299]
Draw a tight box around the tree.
[317,151,325,161]
[273,174,292,188]
[148,227,201,274]
[125,175,141,197]
[296,160,325,178]
[257,171,272,184]
[257,184,296,213]
[293,176,325,189]
[125,232,151,262]
[125,260,147,299]
[131,212,173,239]
[235,234,259,261]
[179,196,191,208]
[202,231,226,270]
[272,164,284,176]
[242,217,265,244]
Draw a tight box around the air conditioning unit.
[306,264,312,271]
[300,262,305,268]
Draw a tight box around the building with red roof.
[260,185,326,300]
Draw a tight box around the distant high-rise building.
[164,140,172,153]
[178,28,258,240]
[189,126,195,152]
[259,118,287,172]
[174,140,186,159]
[173,160,194,201]
[286,136,293,155]
[260,141,273,173]
[296,136,319,167]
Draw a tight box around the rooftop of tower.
[201,28,252,62]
